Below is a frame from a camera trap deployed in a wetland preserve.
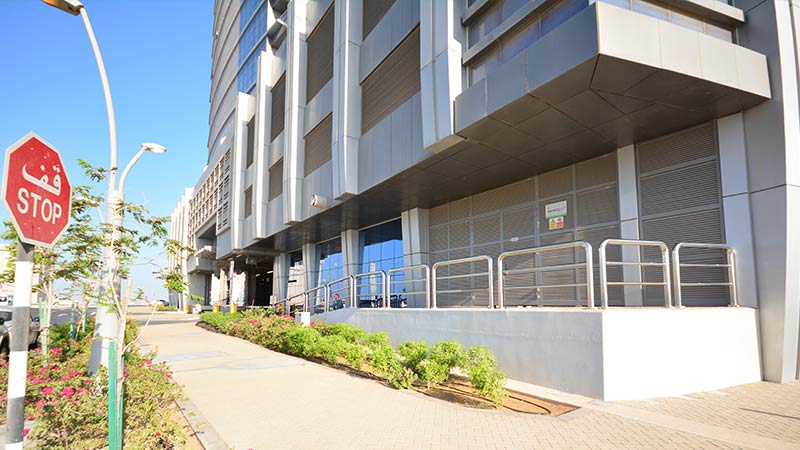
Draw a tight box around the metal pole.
[431,265,438,309]
[727,249,739,307]
[487,257,495,309]
[117,353,124,449]
[108,340,118,450]
[661,245,673,308]
[69,304,77,340]
[598,242,609,309]
[497,257,505,309]
[5,242,34,450]
[79,5,119,375]
[585,244,595,309]
[672,246,683,308]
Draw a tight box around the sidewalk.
[136,308,800,450]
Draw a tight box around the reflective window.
[287,250,305,297]
[316,238,343,286]
[360,219,404,274]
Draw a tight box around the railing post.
[672,245,684,308]
[661,244,673,308]
[598,241,609,309]
[487,256,495,309]
[584,243,595,309]
[727,249,739,307]
[431,264,438,309]
[424,265,431,308]
[497,255,505,309]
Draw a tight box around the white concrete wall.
[319,307,761,400]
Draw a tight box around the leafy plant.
[462,345,506,405]
[343,343,368,370]
[283,326,321,358]
[315,335,347,363]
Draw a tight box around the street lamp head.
[141,143,167,154]
[41,0,83,15]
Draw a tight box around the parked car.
[153,299,170,307]
[0,306,41,359]
[0,295,13,306]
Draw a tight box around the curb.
[176,397,230,450]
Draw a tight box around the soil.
[196,322,577,416]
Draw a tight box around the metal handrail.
[672,243,738,308]
[432,255,494,308]
[387,265,431,308]
[282,292,307,313]
[498,241,594,309]
[353,270,388,308]
[326,275,355,308]
[306,285,329,313]
[598,239,672,308]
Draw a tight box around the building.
[167,188,195,308]
[170,0,799,399]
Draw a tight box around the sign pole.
[5,241,34,450]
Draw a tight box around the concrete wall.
[319,307,761,400]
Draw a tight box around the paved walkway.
[136,309,800,450]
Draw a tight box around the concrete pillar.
[272,253,289,301]
[737,0,800,382]
[331,0,362,199]
[420,0,467,153]
[616,146,643,306]
[401,208,430,308]
[232,93,256,249]
[283,0,308,224]
[341,229,360,277]
[302,242,318,290]
[254,50,275,239]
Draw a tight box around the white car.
[0,295,13,306]
[0,307,41,359]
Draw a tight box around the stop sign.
[2,132,72,248]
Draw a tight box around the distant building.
[170,0,799,398]
[0,248,13,297]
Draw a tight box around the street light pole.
[41,0,166,373]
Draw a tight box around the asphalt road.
[34,306,97,326]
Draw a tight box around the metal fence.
[387,265,430,308]
[672,243,738,308]
[274,240,738,312]
[599,239,672,309]
[432,255,494,308]
[498,241,594,309]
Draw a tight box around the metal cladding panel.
[361,27,421,133]
[473,179,535,215]
[576,153,617,189]
[539,231,578,305]
[449,220,472,249]
[539,196,574,231]
[577,186,618,227]
[637,123,726,306]
[270,75,286,141]
[576,224,622,306]
[429,204,449,226]
[306,5,335,103]
[429,224,449,252]
[473,214,501,245]
[503,207,536,241]
[304,114,333,176]
[363,0,397,39]
[268,160,283,201]
[539,166,573,199]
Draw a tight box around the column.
[272,252,289,301]
[283,0,308,224]
[331,0,362,199]
[420,0,466,153]
[616,146,643,306]
[302,242,318,290]
[254,50,275,238]
[401,208,430,308]
[341,229,360,277]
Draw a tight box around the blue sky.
[0,1,212,299]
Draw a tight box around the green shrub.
[430,341,464,369]
[462,345,506,405]
[398,341,429,371]
[283,326,321,358]
[343,343,367,370]
[156,305,178,311]
[363,332,390,351]
[198,312,239,333]
[369,343,417,389]
[315,334,347,363]
[323,323,366,343]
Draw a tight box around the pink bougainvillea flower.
[49,347,62,355]
[22,428,29,438]
[68,371,81,378]
[82,379,92,385]
[41,387,54,395]
[61,387,76,398]
[27,414,35,420]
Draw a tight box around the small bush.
[343,343,367,370]
[430,341,464,369]
[283,326,321,358]
[370,343,417,389]
[363,332,390,351]
[398,341,429,371]
[156,305,178,311]
[462,346,506,405]
[315,335,347,363]
[324,323,366,343]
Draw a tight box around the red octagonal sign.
[2,132,72,248]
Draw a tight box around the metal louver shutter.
[304,114,333,176]
[270,75,286,141]
[306,5,334,103]
[637,122,726,307]
[361,27,421,133]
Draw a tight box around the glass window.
[316,238,343,286]
[359,219,403,274]
[541,0,589,36]
[632,0,669,20]
[468,3,501,47]
[287,250,305,297]
[502,20,539,62]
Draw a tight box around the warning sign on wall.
[545,200,567,231]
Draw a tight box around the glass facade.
[238,0,268,92]
[286,250,305,297]
[360,219,404,274]
[316,238,344,286]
